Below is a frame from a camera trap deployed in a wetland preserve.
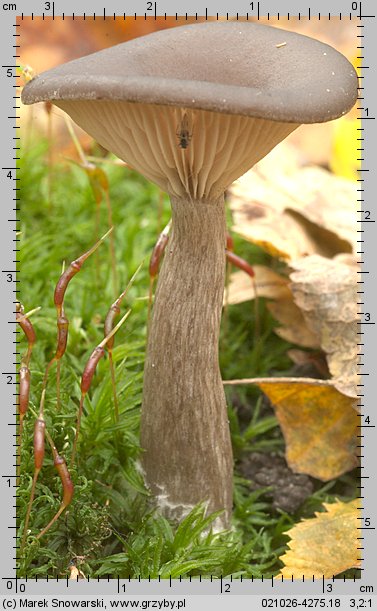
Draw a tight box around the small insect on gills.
[176,112,193,149]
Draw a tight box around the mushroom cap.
[22,22,358,124]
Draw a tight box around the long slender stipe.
[104,263,143,424]
[71,309,131,468]
[20,412,45,552]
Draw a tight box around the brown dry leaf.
[223,377,359,480]
[290,255,359,398]
[267,297,320,349]
[225,266,290,305]
[225,262,319,350]
[229,152,357,261]
[287,349,329,378]
[279,498,361,579]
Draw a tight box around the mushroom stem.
[141,195,233,528]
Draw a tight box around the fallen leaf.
[225,266,290,305]
[225,255,359,394]
[279,498,361,578]
[330,116,361,181]
[287,349,329,379]
[229,160,357,261]
[223,377,359,481]
[69,565,85,580]
[225,264,320,350]
[290,255,359,398]
[267,297,320,349]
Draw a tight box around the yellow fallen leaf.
[279,498,361,579]
[258,379,359,481]
[330,117,361,181]
[223,377,359,481]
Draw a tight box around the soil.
[238,452,314,514]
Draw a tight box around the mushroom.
[22,22,358,528]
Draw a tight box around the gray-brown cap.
[22,22,358,200]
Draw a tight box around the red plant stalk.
[20,414,45,551]
[225,249,260,338]
[42,229,113,410]
[18,366,30,438]
[16,305,40,466]
[16,306,38,367]
[21,405,74,545]
[71,309,131,468]
[36,438,74,541]
[104,263,143,424]
[147,228,258,338]
[54,227,113,316]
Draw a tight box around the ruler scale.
[0,0,376,606]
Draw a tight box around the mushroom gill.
[56,100,298,200]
